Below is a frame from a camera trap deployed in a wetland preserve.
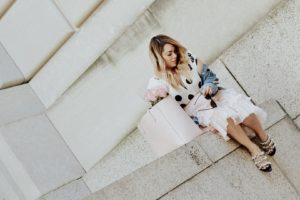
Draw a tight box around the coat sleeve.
[200,63,219,96]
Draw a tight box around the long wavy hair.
[149,34,192,89]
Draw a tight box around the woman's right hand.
[200,85,213,97]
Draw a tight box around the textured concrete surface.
[260,98,286,129]
[267,117,300,193]
[83,129,157,192]
[39,179,91,200]
[0,84,45,126]
[149,0,282,63]
[209,59,246,95]
[85,137,212,200]
[0,114,85,195]
[159,149,299,200]
[221,0,300,118]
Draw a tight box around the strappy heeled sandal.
[260,135,276,156]
[252,151,272,172]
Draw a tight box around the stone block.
[159,148,299,200]
[86,139,212,200]
[1,114,85,194]
[0,84,45,126]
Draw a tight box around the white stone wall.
[55,0,104,27]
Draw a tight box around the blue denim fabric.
[200,63,220,96]
[190,115,200,125]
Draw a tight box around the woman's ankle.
[257,131,268,142]
[248,144,262,156]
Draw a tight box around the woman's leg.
[241,113,268,142]
[226,117,262,156]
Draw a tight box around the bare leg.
[241,113,268,142]
[226,117,262,156]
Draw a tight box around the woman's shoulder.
[186,49,205,74]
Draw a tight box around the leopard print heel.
[252,151,272,172]
[260,135,276,156]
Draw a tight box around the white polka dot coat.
[147,50,221,108]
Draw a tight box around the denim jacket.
[200,63,222,97]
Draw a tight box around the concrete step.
[83,99,292,199]
[86,102,300,200]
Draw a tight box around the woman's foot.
[251,151,272,172]
[260,135,276,156]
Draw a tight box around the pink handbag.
[138,96,205,157]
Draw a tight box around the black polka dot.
[195,58,198,65]
[188,94,194,100]
[175,95,182,101]
[190,56,194,63]
[188,64,192,70]
[187,53,194,62]
[198,81,202,88]
[186,79,192,84]
[180,104,186,108]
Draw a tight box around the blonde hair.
[149,34,192,89]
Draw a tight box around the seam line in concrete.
[157,147,241,199]
[44,112,87,174]
[219,59,255,105]
[0,41,25,83]
[261,116,300,197]
[0,111,45,128]
[271,156,300,197]
[268,116,300,197]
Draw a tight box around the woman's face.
[162,43,177,68]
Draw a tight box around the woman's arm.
[199,62,219,96]
[187,50,219,96]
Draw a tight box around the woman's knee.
[242,113,257,124]
[227,117,235,124]
[226,117,236,131]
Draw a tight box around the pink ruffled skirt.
[184,88,267,141]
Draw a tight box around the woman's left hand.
[201,85,213,97]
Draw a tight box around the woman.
[146,34,276,172]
